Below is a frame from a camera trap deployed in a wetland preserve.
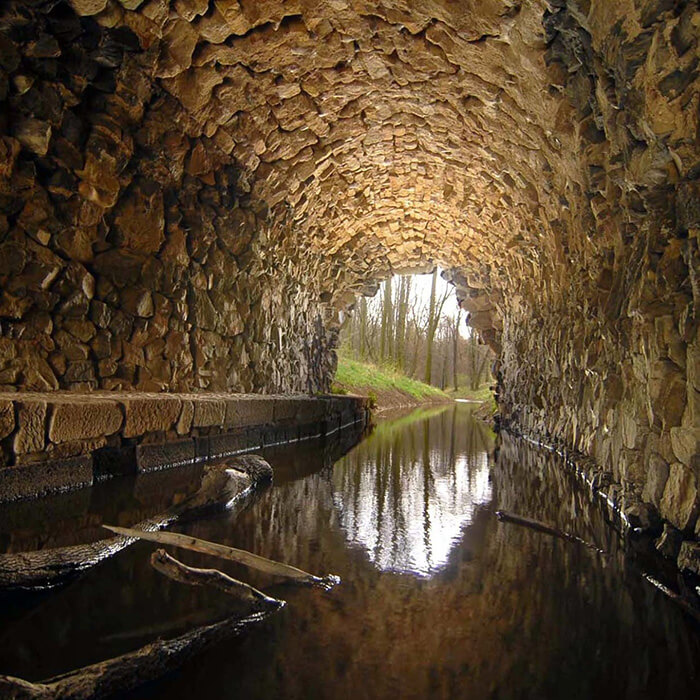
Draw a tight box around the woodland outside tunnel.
[0,2,698,546]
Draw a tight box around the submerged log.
[497,513,700,624]
[495,511,607,554]
[0,609,275,699]
[0,456,273,591]
[150,549,285,610]
[104,524,340,590]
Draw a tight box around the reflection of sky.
[332,448,492,576]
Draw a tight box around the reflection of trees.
[149,410,700,700]
[6,409,699,699]
[331,406,493,575]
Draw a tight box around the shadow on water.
[0,404,698,699]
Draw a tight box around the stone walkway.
[0,392,369,502]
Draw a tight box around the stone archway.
[0,1,697,538]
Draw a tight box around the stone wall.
[0,0,337,393]
[489,3,700,552]
[0,3,697,545]
[0,391,369,500]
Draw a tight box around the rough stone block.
[0,400,14,439]
[93,444,137,479]
[659,462,698,532]
[641,453,669,508]
[136,439,195,473]
[669,426,699,467]
[677,541,700,576]
[244,427,264,451]
[271,398,300,423]
[176,399,194,435]
[273,397,324,425]
[0,455,93,502]
[69,0,108,15]
[224,397,273,428]
[655,523,684,559]
[123,397,181,438]
[209,431,247,458]
[14,401,47,455]
[193,399,226,427]
[194,435,210,460]
[48,400,123,443]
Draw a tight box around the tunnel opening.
[337,269,495,395]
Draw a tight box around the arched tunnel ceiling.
[81,0,691,330]
[99,0,575,302]
[0,0,697,392]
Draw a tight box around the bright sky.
[367,269,472,339]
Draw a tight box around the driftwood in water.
[150,549,284,611]
[0,610,273,700]
[0,456,273,591]
[642,574,700,625]
[497,512,700,624]
[0,514,176,591]
[104,524,340,590]
[495,511,607,554]
[169,455,272,522]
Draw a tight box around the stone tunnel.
[0,2,698,543]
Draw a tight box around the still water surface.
[1,404,698,698]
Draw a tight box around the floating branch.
[150,549,284,611]
[642,574,700,625]
[495,511,607,555]
[496,512,700,625]
[103,524,340,590]
[0,457,272,591]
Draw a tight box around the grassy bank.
[332,357,450,410]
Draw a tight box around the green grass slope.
[332,357,450,406]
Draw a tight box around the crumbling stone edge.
[0,393,370,503]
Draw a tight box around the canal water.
[0,403,698,698]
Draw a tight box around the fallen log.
[642,574,700,625]
[495,511,607,555]
[0,456,273,591]
[104,524,340,590]
[0,609,274,699]
[150,549,284,611]
[0,514,176,591]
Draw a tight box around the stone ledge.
[0,392,369,501]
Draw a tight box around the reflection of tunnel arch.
[0,3,697,533]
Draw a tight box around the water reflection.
[1,405,699,700]
[332,406,493,575]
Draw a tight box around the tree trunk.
[424,269,438,384]
[103,524,339,589]
[359,296,367,360]
[380,277,393,362]
[453,308,460,391]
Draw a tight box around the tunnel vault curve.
[0,2,698,543]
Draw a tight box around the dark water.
[1,404,699,698]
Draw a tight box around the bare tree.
[424,269,450,384]
[452,307,461,391]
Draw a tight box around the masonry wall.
[0,2,336,395]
